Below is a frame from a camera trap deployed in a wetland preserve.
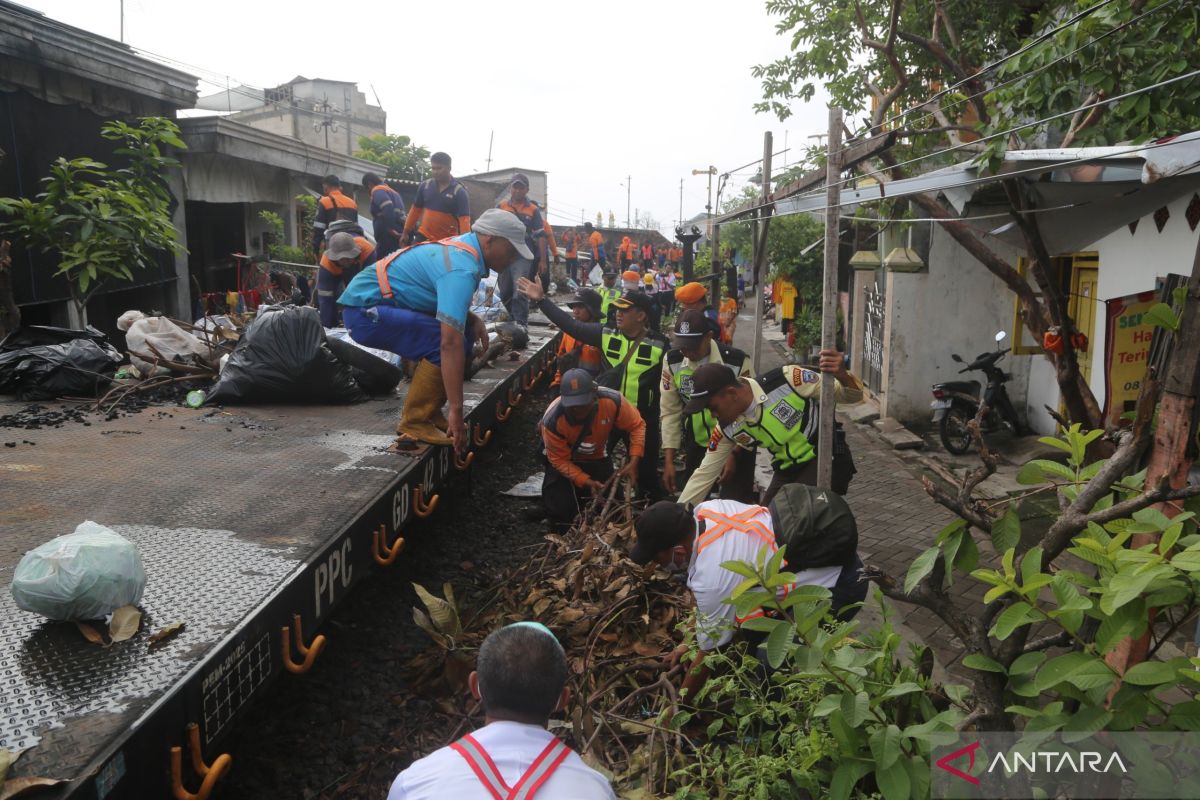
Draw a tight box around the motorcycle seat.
[934,379,981,397]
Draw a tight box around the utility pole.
[817,107,843,490]
[751,132,773,375]
[120,0,124,42]
[486,130,494,172]
[678,178,684,230]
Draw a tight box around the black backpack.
[769,484,859,570]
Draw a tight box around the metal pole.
[626,175,631,228]
[678,178,683,230]
[751,132,773,375]
[817,107,843,490]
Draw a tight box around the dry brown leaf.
[0,777,66,800]
[108,605,141,643]
[558,607,584,623]
[602,577,626,594]
[148,622,185,648]
[597,632,618,643]
[74,622,107,646]
[632,641,665,658]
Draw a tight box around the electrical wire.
[717,0,1172,202]
[767,135,1200,222]
[841,0,1122,141]
[769,65,1200,214]
[840,200,1087,226]
[848,0,1187,145]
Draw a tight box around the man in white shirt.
[629,486,866,699]
[388,623,615,800]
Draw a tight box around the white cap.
[472,208,534,260]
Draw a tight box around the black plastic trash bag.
[0,326,122,400]
[325,336,402,396]
[206,305,365,404]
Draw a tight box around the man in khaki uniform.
[676,351,863,507]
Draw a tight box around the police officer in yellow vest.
[596,271,621,326]
[676,350,863,508]
[660,309,757,503]
[520,275,668,500]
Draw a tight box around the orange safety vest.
[449,734,570,800]
[695,505,794,623]
[374,238,480,302]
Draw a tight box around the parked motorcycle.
[930,331,1028,454]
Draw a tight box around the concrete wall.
[1085,189,1200,407]
[881,226,1035,431]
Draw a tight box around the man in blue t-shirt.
[338,209,532,452]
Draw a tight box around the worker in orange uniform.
[312,174,359,254]
[539,368,646,529]
[551,289,604,387]
[718,295,739,344]
[402,152,471,245]
[561,227,581,284]
[675,281,719,330]
[617,236,636,269]
[318,232,376,328]
[362,172,406,258]
[584,221,606,270]
[496,173,547,334]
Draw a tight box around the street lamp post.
[691,166,716,238]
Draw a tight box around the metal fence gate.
[862,281,885,395]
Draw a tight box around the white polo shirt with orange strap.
[388,721,615,800]
[688,499,842,651]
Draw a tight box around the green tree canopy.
[752,0,1200,428]
[0,116,185,323]
[354,133,431,182]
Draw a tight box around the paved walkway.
[731,295,985,675]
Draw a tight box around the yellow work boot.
[396,359,453,446]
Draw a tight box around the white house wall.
[1080,189,1200,413]
[882,227,1033,429]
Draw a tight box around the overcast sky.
[23,0,832,236]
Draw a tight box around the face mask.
[665,546,689,573]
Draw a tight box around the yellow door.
[1068,261,1099,384]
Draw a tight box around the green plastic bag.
[11,522,145,621]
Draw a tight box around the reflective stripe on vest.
[723,382,814,469]
[694,505,794,623]
[669,357,735,448]
[449,734,571,800]
[374,239,480,302]
[601,330,664,408]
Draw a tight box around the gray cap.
[559,368,596,407]
[473,208,534,260]
[325,232,361,261]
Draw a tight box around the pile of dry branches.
[404,477,694,791]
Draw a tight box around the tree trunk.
[1104,236,1200,682]
[0,240,19,340]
